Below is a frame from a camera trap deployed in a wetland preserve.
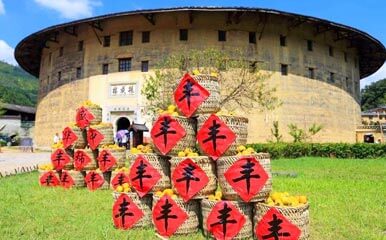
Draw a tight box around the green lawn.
[0,157,385,240]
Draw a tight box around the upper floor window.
[59,47,64,57]
[78,41,83,51]
[280,35,286,46]
[308,68,315,79]
[118,58,132,72]
[249,32,256,44]
[142,31,150,43]
[329,72,335,83]
[119,31,133,46]
[103,36,111,47]
[58,71,62,82]
[102,64,109,75]
[76,67,82,79]
[141,61,149,72]
[307,40,313,51]
[281,64,288,76]
[329,46,334,57]
[180,29,188,41]
[218,30,226,42]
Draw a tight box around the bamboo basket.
[75,149,98,170]
[112,192,153,228]
[201,199,253,240]
[101,148,126,168]
[38,169,59,179]
[110,170,129,189]
[51,148,74,170]
[191,74,221,115]
[67,170,86,187]
[153,195,200,235]
[128,153,171,192]
[68,127,87,149]
[85,171,110,190]
[170,156,217,198]
[152,116,196,156]
[89,123,114,147]
[197,114,248,156]
[254,203,310,240]
[216,153,272,202]
[86,106,102,125]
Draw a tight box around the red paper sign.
[111,172,130,189]
[172,158,209,202]
[197,114,236,160]
[113,194,144,230]
[62,127,78,149]
[224,156,269,202]
[39,171,60,187]
[50,148,71,171]
[97,149,117,172]
[207,201,246,240]
[76,106,95,129]
[60,170,75,188]
[152,195,188,237]
[85,171,105,191]
[129,155,161,197]
[174,73,210,117]
[74,150,92,171]
[150,115,186,155]
[87,128,104,150]
[256,208,301,240]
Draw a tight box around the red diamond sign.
[39,171,60,187]
[50,148,71,171]
[129,155,161,197]
[87,127,104,150]
[62,127,78,149]
[113,193,144,230]
[111,172,130,190]
[207,201,246,240]
[172,158,209,202]
[256,208,301,240]
[197,114,236,160]
[152,195,188,237]
[85,171,105,191]
[174,73,210,117]
[224,156,269,202]
[74,149,92,171]
[76,106,94,129]
[97,149,117,172]
[60,170,75,188]
[151,115,186,155]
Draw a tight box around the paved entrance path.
[0,151,50,177]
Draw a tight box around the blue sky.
[0,0,385,86]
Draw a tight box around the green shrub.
[248,143,386,159]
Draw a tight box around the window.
[58,71,61,82]
[76,67,82,79]
[280,35,286,46]
[345,77,349,89]
[281,64,288,76]
[142,31,150,43]
[179,29,188,41]
[329,72,335,83]
[218,30,226,42]
[307,40,313,51]
[59,47,63,57]
[118,58,132,72]
[119,31,133,46]
[103,36,110,47]
[141,61,149,72]
[249,32,256,44]
[329,46,334,56]
[102,64,109,75]
[78,41,83,51]
[308,68,315,79]
[344,52,348,62]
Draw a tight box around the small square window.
[103,36,111,47]
[218,30,226,42]
[280,35,286,46]
[329,46,334,57]
[180,29,188,41]
[249,32,256,44]
[142,31,150,43]
[308,68,315,79]
[76,67,82,79]
[59,47,64,57]
[78,41,83,51]
[307,40,313,51]
[329,72,335,83]
[102,64,109,75]
[119,31,133,46]
[58,71,62,81]
[141,61,149,72]
[281,64,288,76]
[344,52,348,62]
[118,58,132,72]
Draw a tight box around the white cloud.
[34,0,102,19]
[0,0,5,15]
[361,63,386,88]
[0,40,17,66]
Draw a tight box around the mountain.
[0,61,38,107]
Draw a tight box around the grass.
[0,157,385,240]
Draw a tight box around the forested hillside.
[361,78,386,111]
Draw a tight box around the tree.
[270,121,282,143]
[287,123,323,143]
[361,79,386,111]
[141,48,281,116]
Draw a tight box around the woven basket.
[51,148,74,170]
[110,170,129,189]
[69,127,87,149]
[128,153,171,192]
[38,169,59,179]
[90,124,114,147]
[216,153,272,202]
[75,149,98,170]
[153,195,200,235]
[254,203,310,240]
[191,74,221,115]
[201,199,253,240]
[103,148,126,168]
[85,171,110,190]
[86,106,102,125]
[67,170,86,187]
[197,114,248,156]
[152,116,196,156]
[169,156,217,198]
[112,192,153,228]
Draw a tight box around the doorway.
[116,117,130,131]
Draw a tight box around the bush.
[248,143,386,159]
